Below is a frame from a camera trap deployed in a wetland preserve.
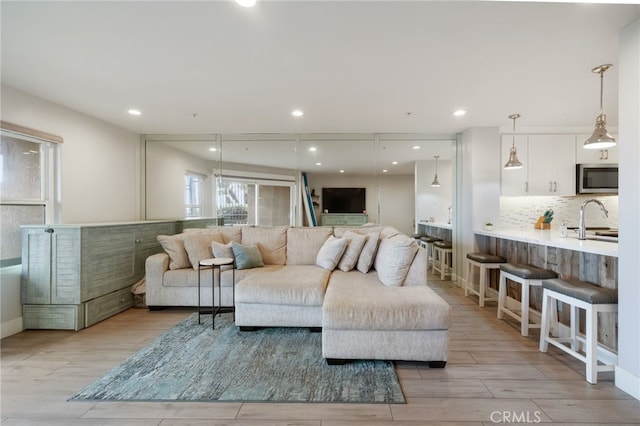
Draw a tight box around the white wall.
[146,142,215,220]
[616,19,640,400]
[1,85,142,337]
[415,159,453,224]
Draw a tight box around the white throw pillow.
[211,240,235,271]
[156,234,191,270]
[356,231,381,273]
[337,231,367,272]
[183,232,224,270]
[315,236,348,271]
[373,234,418,286]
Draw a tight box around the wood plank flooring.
[2,275,639,425]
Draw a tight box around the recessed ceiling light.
[339,170,345,173]
[292,109,304,117]
[453,109,467,117]
[412,145,421,150]
[309,147,317,152]
[315,162,321,166]
[382,169,388,173]
[234,0,256,7]
[209,147,217,152]
[128,109,141,116]
[392,161,398,165]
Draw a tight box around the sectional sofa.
[145,225,451,366]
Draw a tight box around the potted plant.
[484,222,494,231]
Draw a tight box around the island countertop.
[418,221,452,230]
[475,228,618,257]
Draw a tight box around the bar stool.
[432,241,453,280]
[419,236,441,267]
[498,263,558,336]
[539,278,618,384]
[465,253,506,307]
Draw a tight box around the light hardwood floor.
[2,276,639,425]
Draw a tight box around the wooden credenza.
[320,214,368,226]
[21,221,176,330]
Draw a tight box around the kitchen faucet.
[578,199,608,240]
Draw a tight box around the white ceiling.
[1,1,639,174]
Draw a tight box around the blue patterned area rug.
[70,313,405,403]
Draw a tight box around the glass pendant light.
[584,64,616,149]
[431,155,441,187]
[504,113,523,169]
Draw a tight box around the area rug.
[70,313,405,403]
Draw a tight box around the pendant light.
[431,155,441,187]
[584,64,616,149]
[504,113,523,169]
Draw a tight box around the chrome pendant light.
[504,113,523,169]
[431,155,441,187]
[584,64,616,149]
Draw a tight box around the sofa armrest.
[145,252,169,286]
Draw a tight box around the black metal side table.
[198,257,234,328]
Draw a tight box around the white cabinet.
[528,135,576,196]
[575,134,619,164]
[501,135,529,196]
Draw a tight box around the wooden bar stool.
[432,241,452,280]
[465,253,506,307]
[419,236,441,267]
[539,278,618,384]
[498,263,558,336]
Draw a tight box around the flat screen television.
[322,187,366,214]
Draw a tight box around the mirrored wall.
[143,133,456,238]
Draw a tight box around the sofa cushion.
[183,231,225,270]
[316,236,348,271]
[374,234,418,287]
[241,226,287,265]
[356,231,381,274]
[235,265,330,306]
[323,271,450,330]
[337,231,367,272]
[232,241,265,270]
[333,225,385,238]
[157,234,191,270]
[187,226,242,244]
[286,227,334,265]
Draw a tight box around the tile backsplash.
[499,195,619,230]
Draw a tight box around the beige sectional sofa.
[145,224,451,366]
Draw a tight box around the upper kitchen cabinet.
[527,134,576,196]
[575,134,619,164]
[501,134,529,196]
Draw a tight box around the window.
[1,126,58,267]
[216,176,295,226]
[184,172,205,218]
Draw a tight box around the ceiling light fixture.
[128,109,141,116]
[292,109,304,117]
[453,109,467,117]
[339,170,345,173]
[392,161,398,165]
[412,145,421,150]
[382,169,388,173]
[315,162,321,166]
[430,155,441,187]
[308,147,317,152]
[584,64,616,150]
[209,147,217,152]
[504,113,523,170]
[234,0,256,7]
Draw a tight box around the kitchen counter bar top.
[418,221,452,230]
[475,228,618,257]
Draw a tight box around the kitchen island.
[474,228,618,350]
[418,221,452,242]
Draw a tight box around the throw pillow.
[231,241,265,270]
[373,234,418,287]
[315,236,347,271]
[156,234,191,270]
[211,240,234,259]
[183,231,224,270]
[356,231,381,273]
[337,231,367,272]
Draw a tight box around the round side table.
[198,257,234,328]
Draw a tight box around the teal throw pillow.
[231,241,264,270]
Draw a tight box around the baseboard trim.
[615,365,640,401]
[1,316,23,339]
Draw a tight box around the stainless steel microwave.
[576,164,618,194]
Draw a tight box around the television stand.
[320,213,368,226]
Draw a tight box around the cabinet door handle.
[44,228,54,234]
[549,181,553,192]
[604,150,609,160]
[525,182,528,193]
[553,182,557,192]
[599,150,604,160]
